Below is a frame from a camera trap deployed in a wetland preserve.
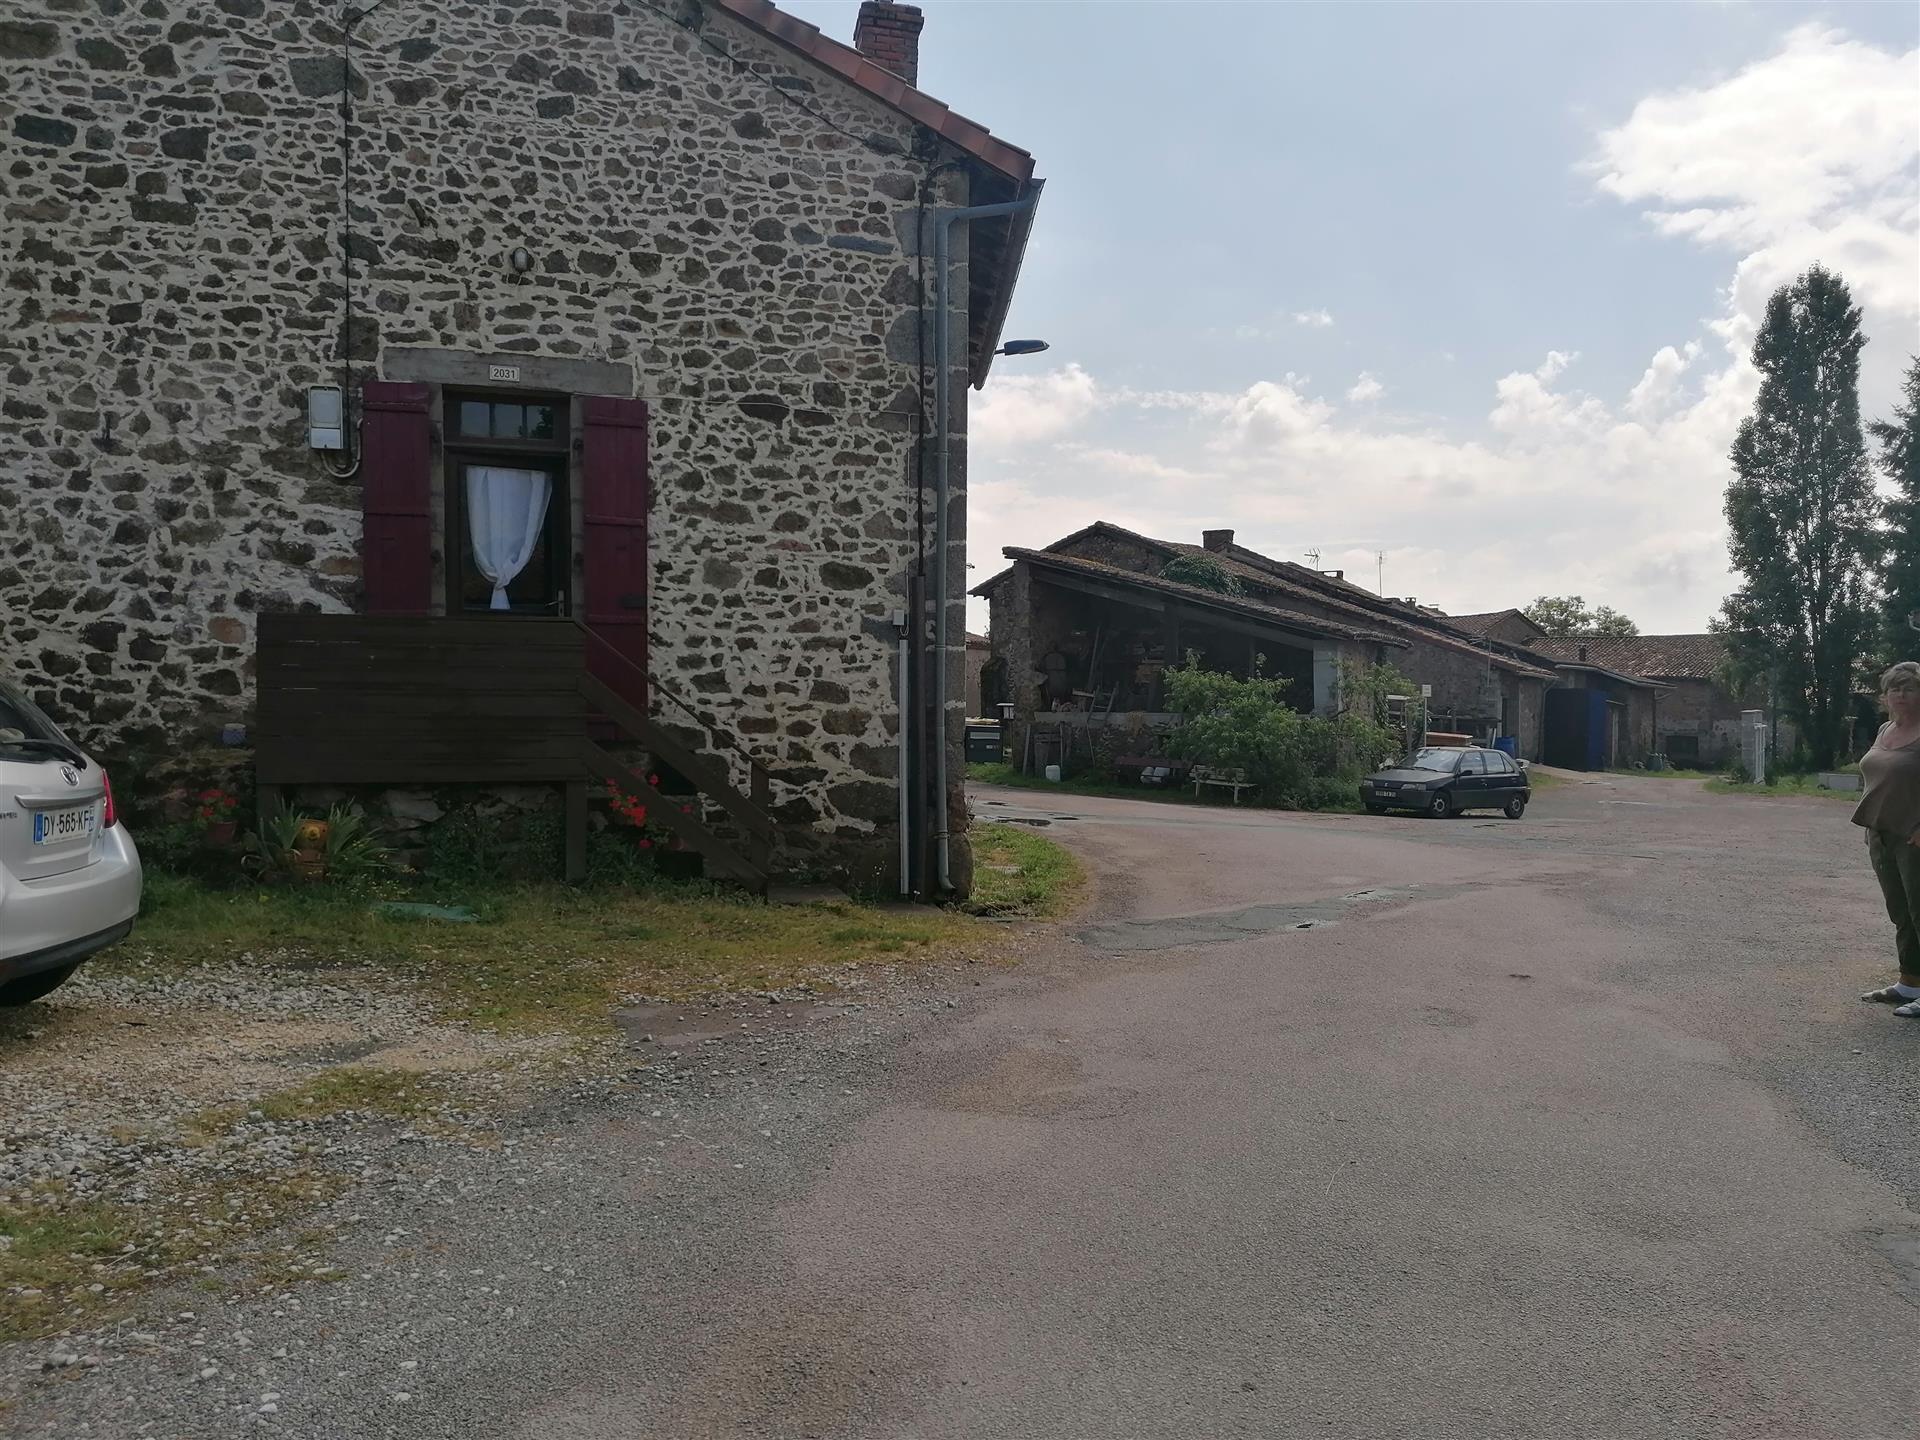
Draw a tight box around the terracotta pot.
[201,820,238,849]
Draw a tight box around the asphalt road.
[15,772,1920,1438]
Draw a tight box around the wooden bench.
[1190,765,1254,804]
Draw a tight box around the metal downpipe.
[931,194,1039,891]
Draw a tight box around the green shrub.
[586,824,658,887]
[1164,665,1316,802]
[1157,554,1244,596]
[1163,661,1403,807]
[1297,774,1362,812]
[423,807,541,888]
[243,804,395,889]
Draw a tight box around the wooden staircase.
[574,623,777,893]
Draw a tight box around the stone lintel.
[381,346,635,398]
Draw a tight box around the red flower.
[647,774,660,787]
[638,839,653,850]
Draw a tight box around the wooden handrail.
[578,673,776,843]
[568,614,769,782]
[582,740,765,888]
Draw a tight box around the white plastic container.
[1044,764,1062,782]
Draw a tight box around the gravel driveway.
[5,774,1917,1439]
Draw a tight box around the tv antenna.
[1305,548,1321,569]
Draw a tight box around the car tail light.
[101,769,118,828]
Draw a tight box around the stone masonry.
[0,1,1028,868]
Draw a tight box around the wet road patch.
[1076,883,1476,953]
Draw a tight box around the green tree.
[1713,265,1879,767]
[1520,595,1639,637]
[1873,357,1920,663]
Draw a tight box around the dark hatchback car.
[1360,746,1530,819]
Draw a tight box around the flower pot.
[201,820,238,849]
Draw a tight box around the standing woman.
[1857,660,1920,1018]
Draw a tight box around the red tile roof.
[707,0,1036,181]
[1532,634,1728,681]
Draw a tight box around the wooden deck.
[254,613,774,888]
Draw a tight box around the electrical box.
[307,386,345,451]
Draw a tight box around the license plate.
[32,805,96,846]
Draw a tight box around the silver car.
[0,677,142,1005]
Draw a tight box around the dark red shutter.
[582,396,650,711]
[360,380,433,615]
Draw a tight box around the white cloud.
[970,362,1100,446]
[967,25,1920,635]
[1489,352,1609,437]
[1593,26,1916,262]
[1534,350,1577,384]
[1057,446,1216,485]
[1592,22,1919,407]
[1624,341,1702,421]
[1292,309,1335,328]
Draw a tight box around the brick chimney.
[1202,528,1234,553]
[853,3,924,86]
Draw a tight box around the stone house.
[0,0,1042,893]
[973,523,1556,768]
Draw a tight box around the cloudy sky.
[788,1,1920,634]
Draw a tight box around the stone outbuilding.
[1448,616,1795,770]
[0,0,1042,894]
[1532,633,1787,768]
[963,631,990,718]
[974,523,1556,768]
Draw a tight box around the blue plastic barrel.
[1494,736,1518,757]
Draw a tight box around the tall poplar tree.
[1873,357,1920,663]
[1714,266,1877,767]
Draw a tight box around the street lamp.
[995,339,1050,357]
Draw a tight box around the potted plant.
[195,788,241,849]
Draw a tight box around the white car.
[0,677,142,1005]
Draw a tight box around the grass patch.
[1704,773,1859,800]
[118,879,981,1035]
[968,760,1217,806]
[1,1165,344,1342]
[0,1198,161,1342]
[967,823,1085,918]
[187,1068,449,1143]
[1593,766,1737,782]
[966,761,1364,813]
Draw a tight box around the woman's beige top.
[1852,723,1920,837]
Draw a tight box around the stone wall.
[1655,677,1770,766]
[0,0,994,869]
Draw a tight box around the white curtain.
[466,466,551,611]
